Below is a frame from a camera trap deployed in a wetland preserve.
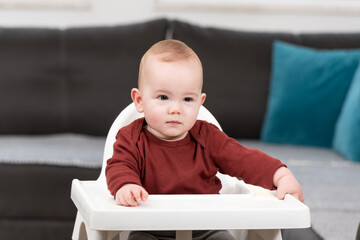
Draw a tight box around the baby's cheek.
[145,111,161,124]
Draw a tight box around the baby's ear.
[131,88,144,113]
[200,93,206,105]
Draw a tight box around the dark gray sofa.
[0,18,359,240]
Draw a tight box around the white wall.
[0,0,360,33]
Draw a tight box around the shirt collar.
[189,120,207,148]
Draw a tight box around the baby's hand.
[115,184,148,207]
[273,167,304,203]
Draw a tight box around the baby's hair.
[138,39,202,87]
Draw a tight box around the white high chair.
[71,103,310,240]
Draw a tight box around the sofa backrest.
[171,20,360,139]
[1,18,360,139]
[0,19,168,136]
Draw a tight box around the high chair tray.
[71,179,310,231]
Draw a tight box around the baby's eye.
[158,95,168,101]
[184,97,193,102]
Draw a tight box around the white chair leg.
[247,229,282,240]
[176,230,192,240]
[72,211,87,240]
[86,228,107,240]
[72,211,113,240]
[119,231,130,240]
[107,231,121,240]
[228,229,248,240]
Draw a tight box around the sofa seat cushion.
[238,140,360,240]
[0,134,104,219]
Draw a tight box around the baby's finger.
[298,189,305,203]
[115,196,122,205]
[276,189,286,200]
[141,188,149,202]
[116,194,126,206]
[293,192,305,203]
[292,193,300,201]
[132,188,142,203]
[125,191,138,207]
[300,194,305,203]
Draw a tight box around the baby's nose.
[168,102,181,114]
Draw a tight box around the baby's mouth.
[167,120,181,125]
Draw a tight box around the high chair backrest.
[98,103,222,185]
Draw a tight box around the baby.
[106,39,304,240]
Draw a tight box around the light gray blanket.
[0,134,104,168]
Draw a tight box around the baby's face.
[138,56,205,141]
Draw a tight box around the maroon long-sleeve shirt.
[106,118,285,196]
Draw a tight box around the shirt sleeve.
[206,123,286,190]
[105,128,143,197]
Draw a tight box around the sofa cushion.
[64,19,168,136]
[261,41,360,147]
[333,64,360,162]
[0,163,100,219]
[0,27,64,134]
[0,19,168,136]
[0,134,104,219]
[0,218,74,240]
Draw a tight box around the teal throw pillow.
[261,41,360,147]
[333,64,360,162]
